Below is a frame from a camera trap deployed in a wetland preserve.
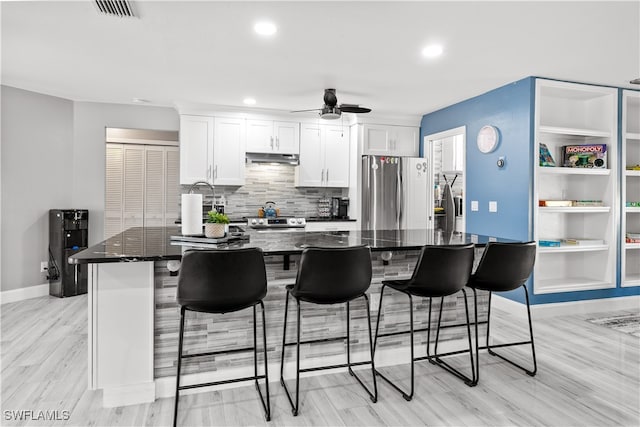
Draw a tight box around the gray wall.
[1,86,74,292]
[1,86,179,292]
[73,102,179,246]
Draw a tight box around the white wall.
[0,86,179,292]
[73,102,178,245]
[1,86,74,292]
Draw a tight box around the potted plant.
[205,211,229,238]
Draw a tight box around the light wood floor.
[1,294,639,426]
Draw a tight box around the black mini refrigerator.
[48,209,89,297]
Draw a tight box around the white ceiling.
[2,1,639,119]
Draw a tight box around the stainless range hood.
[245,152,299,165]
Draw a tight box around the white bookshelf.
[533,79,618,294]
[622,90,640,287]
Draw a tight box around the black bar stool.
[373,244,476,401]
[173,248,271,426]
[280,245,378,416]
[467,241,537,383]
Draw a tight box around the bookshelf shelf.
[626,243,640,250]
[538,167,610,176]
[538,125,610,138]
[625,170,640,177]
[539,206,610,213]
[538,244,609,253]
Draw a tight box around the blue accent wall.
[420,77,640,305]
[421,77,534,242]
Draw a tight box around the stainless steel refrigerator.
[361,155,432,230]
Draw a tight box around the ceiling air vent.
[95,0,136,18]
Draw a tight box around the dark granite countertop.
[69,226,516,264]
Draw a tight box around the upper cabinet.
[179,115,213,184]
[246,120,300,154]
[441,134,464,174]
[213,117,245,186]
[179,115,245,186]
[533,79,618,295]
[363,124,418,157]
[296,123,350,188]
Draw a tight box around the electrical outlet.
[40,261,48,273]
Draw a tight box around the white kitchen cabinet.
[296,123,350,188]
[363,124,418,156]
[441,134,464,173]
[305,221,358,232]
[533,79,618,294]
[621,90,640,287]
[213,117,245,186]
[179,115,213,185]
[246,119,299,154]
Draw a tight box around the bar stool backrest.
[471,242,536,292]
[177,248,267,313]
[406,244,475,296]
[293,245,372,304]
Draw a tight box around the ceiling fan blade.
[339,104,371,113]
[290,108,322,113]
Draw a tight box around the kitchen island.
[70,226,513,408]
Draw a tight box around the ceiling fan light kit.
[292,88,372,120]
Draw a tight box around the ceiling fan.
[291,88,372,120]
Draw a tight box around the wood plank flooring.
[1,294,639,426]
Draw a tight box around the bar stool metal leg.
[173,306,186,427]
[346,295,378,403]
[430,292,476,386]
[253,301,271,421]
[374,290,414,401]
[280,290,301,416]
[485,285,537,376]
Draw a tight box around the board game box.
[562,144,607,168]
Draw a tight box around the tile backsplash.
[181,163,345,219]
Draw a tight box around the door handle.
[270,136,274,149]
[214,165,218,179]
[276,136,279,149]
[208,165,211,180]
[326,169,329,184]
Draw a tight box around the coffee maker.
[331,197,350,219]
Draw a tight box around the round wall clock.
[477,125,500,153]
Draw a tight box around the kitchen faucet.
[188,181,215,203]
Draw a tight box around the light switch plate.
[489,201,498,212]
[471,201,479,211]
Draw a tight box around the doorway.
[424,126,466,232]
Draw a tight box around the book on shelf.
[561,238,605,246]
[626,233,640,243]
[539,143,556,167]
[539,200,573,207]
[561,144,607,169]
[572,200,604,207]
[539,240,561,247]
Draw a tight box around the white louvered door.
[144,146,165,227]
[123,145,145,230]
[105,144,124,238]
[165,147,180,226]
[106,143,180,238]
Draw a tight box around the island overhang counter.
[70,226,513,408]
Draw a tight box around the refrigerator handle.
[397,161,403,227]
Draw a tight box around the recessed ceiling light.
[422,44,443,58]
[254,21,277,36]
[132,98,150,104]
[243,97,257,105]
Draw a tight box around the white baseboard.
[103,382,156,408]
[493,294,640,319]
[0,283,48,304]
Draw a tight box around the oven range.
[247,217,306,229]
